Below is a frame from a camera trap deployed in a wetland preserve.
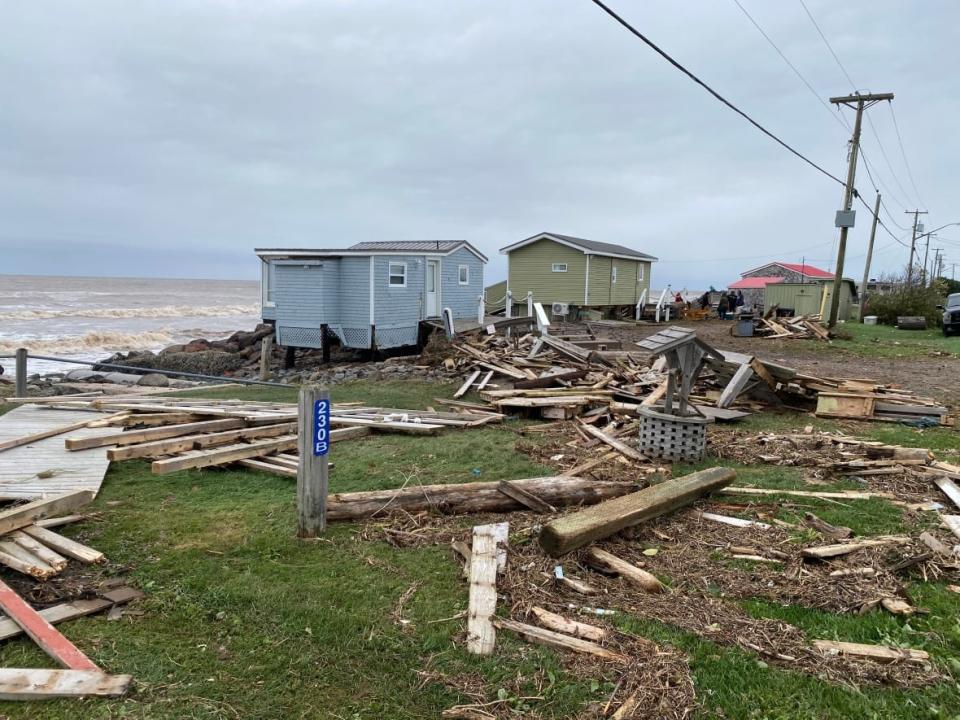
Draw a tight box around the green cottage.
[500,232,657,319]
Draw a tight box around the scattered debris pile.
[753,312,832,340]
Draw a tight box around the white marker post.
[297,384,330,537]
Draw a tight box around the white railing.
[654,286,672,323]
[635,288,648,321]
[533,302,551,335]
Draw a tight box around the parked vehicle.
[938,293,960,336]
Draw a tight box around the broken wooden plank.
[493,618,627,662]
[8,531,68,573]
[0,491,94,538]
[0,414,124,454]
[585,547,664,592]
[721,487,894,501]
[107,421,299,460]
[942,515,960,540]
[151,435,298,474]
[65,417,246,451]
[801,536,911,560]
[0,545,55,579]
[576,421,647,463]
[803,512,853,539]
[0,669,131,700]
[529,606,607,642]
[236,458,297,478]
[0,587,142,642]
[0,578,99,670]
[812,639,928,664]
[700,512,770,530]
[539,467,736,556]
[20,526,104,564]
[919,531,954,556]
[497,481,556,514]
[717,363,754,409]
[326,476,634,521]
[933,476,960,511]
[454,370,482,400]
[466,523,503,655]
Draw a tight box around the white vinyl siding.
[388,262,407,287]
[458,265,469,285]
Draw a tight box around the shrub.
[864,285,944,326]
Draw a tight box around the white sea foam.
[0,330,177,355]
[0,304,259,321]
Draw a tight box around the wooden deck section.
[0,406,113,501]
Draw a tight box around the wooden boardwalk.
[0,406,114,500]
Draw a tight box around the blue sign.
[313,398,330,456]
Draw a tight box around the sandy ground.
[566,319,959,408]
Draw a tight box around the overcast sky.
[1,0,957,288]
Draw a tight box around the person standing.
[717,293,729,319]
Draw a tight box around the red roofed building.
[740,261,833,282]
[728,276,785,290]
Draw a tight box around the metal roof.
[499,232,658,261]
[254,240,488,262]
[741,261,833,279]
[728,276,785,290]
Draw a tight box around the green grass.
[1,379,958,717]
[800,322,960,359]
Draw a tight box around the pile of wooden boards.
[46,397,503,478]
[815,383,953,425]
[754,313,831,340]
[0,490,141,700]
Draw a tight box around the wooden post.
[284,346,295,370]
[320,324,330,364]
[15,348,27,398]
[297,385,330,538]
[259,336,273,381]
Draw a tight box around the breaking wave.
[0,304,259,321]
[0,330,177,355]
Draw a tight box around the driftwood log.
[538,467,737,556]
[325,476,635,521]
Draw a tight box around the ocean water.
[0,275,261,375]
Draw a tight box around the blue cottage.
[256,241,487,350]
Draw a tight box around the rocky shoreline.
[10,324,455,396]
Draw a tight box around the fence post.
[505,291,512,320]
[15,348,27,398]
[526,291,533,317]
[297,384,330,538]
[259,336,273,381]
[477,294,485,325]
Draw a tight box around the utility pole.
[932,248,944,284]
[905,209,928,284]
[827,92,893,328]
[922,233,932,285]
[858,193,881,321]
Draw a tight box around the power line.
[796,0,923,211]
[879,196,911,231]
[586,0,847,187]
[888,103,926,208]
[656,239,836,264]
[729,0,850,134]
[797,0,856,88]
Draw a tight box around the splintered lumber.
[0,578,99,670]
[151,435,298,474]
[0,491,94,537]
[700,512,770,530]
[513,369,588,389]
[0,587,142,642]
[803,512,853,539]
[942,515,960,540]
[0,669,132,700]
[454,370,482,399]
[801,536,911,560]
[530,606,608,642]
[919,531,954,556]
[497,480,556,514]
[538,467,736,556]
[35,515,86,529]
[829,567,876,577]
[0,545,55,579]
[721,487,894,501]
[813,640,928,665]
[881,597,916,615]
[8,531,68,572]
[493,618,627,663]
[20,526,104,564]
[236,458,297,478]
[641,378,669,407]
[611,692,641,720]
[585,547,664,592]
[329,417,443,434]
[107,421,299,461]
[577,421,647,463]
[65,417,245,450]
[933,476,960,510]
[466,524,503,655]
[717,363,754,409]
[325,476,634,521]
